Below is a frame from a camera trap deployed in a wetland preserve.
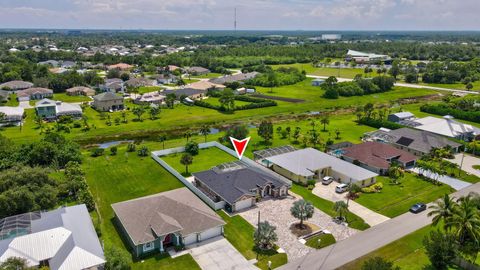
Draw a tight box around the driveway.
[450,153,480,178]
[239,195,358,261]
[187,237,257,270]
[312,183,390,227]
[279,182,480,270]
[18,101,32,109]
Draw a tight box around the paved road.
[449,153,480,178]
[306,75,477,95]
[279,182,480,270]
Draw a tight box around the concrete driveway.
[18,101,32,109]
[239,195,357,261]
[312,183,390,227]
[450,153,480,177]
[187,237,257,270]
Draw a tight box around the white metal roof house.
[266,148,378,187]
[0,204,105,270]
[0,106,24,126]
[413,115,480,141]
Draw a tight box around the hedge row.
[194,97,277,112]
[357,117,403,130]
[420,104,480,123]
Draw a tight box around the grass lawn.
[137,86,163,94]
[53,93,91,103]
[4,93,18,106]
[355,173,454,218]
[217,211,288,269]
[190,73,223,79]
[161,146,237,176]
[304,233,336,249]
[132,253,200,270]
[271,64,364,79]
[290,184,370,231]
[82,144,191,269]
[202,97,251,107]
[338,225,434,270]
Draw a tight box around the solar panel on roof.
[396,136,414,146]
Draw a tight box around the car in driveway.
[335,183,349,193]
[409,203,426,213]
[322,176,334,185]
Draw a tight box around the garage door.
[199,226,222,241]
[183,234,197,246]
[235,198,253,211]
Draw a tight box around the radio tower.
[234,8,237,32]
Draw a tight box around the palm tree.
[320,113,330,132]
[334,201,349,222]
[158,134,167,149]
[180,153,193,175]
[428,194,456,228]
[184,130,193,142]
[132,106,145,121]
[388,164,404,185]
[447,195,480,245]
[291,199,314,229]
[253,221,278,250]
[334,129,341,140]
[199,125,210,143]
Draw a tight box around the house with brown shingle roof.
[107,63,133,70]
[111,188,225,257]
[341,141,417,175]
[16,88,53,101]
[0,80,34,91]
[66,86,96,96]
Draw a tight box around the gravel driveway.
[239,194,358,261]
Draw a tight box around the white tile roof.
[266,148,378,182]
[414,116,480,138]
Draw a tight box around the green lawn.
[161,146,237,176]
[271,64,364,79]
[217,211,288,269]
[53,93,91,103]
[202,97,251,107]
[305,233,336,249]
[338,225,434,270]
[82,144,190,269]
[137,86,163,94]
[4,93,18,106]
[355,173,454,218]
[190,72,223,79]
[290,184,370,231]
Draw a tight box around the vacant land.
[53,93,91,102]
[82,144,195,269]
[355,173,454,218]
[202,97,251,107]
[161,146,237,176]
[137,86,163,94]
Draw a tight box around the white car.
[335,183,349,193]
[322,176,334,185]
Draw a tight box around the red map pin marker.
[229,137,250,160]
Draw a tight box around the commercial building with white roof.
[0,204,105,270]
[265,148,378,187]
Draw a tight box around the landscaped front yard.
[161,146,237,176]
[355,173,455,218]
[82,143,200,269]
[53,93,92,102]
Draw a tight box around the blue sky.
[0,0,478,30]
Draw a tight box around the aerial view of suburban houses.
[0,2,480,270]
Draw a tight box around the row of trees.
[323,75,395,99]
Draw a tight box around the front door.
[163,234,173,247]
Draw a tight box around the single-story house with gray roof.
[193,165,290,212]
[92,92,124,111]
[266,147,378,187]
[111,188,225,257]
[0,80,34,91]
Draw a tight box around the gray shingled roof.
[193,167,288,204]
[162,88,204,99]
[0,81,34,90]
[111,188,225,245]
[388,127,462,153]
[210,72,259,84]
[93,92,123,101]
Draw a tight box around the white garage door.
[235,198,253,211]
[199,226,222,241]
[183,234,197,246]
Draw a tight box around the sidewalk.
[409,167,471,190]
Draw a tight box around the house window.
[143,242,155,252]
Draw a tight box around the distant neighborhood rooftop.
[0,80,34,90]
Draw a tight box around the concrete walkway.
[18,101,32,109]
[187,237,257,270]
[449,153,480,178]
[409,167,471,190]
[312,183,390,227]
[279,182,480,270]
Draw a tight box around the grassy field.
[202,97,251,107]
[271,64,364,79]
[1,78,441,144]
[82,143,197,269]
[137,86,163,94]
[217,211,288,269]
[190,72,223,79]
[355,173,454,218]
[53,93,91,102]
[291,184,370,231]
[4,93,19,106]
[305,233,336,249]
[161,146,237,176]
